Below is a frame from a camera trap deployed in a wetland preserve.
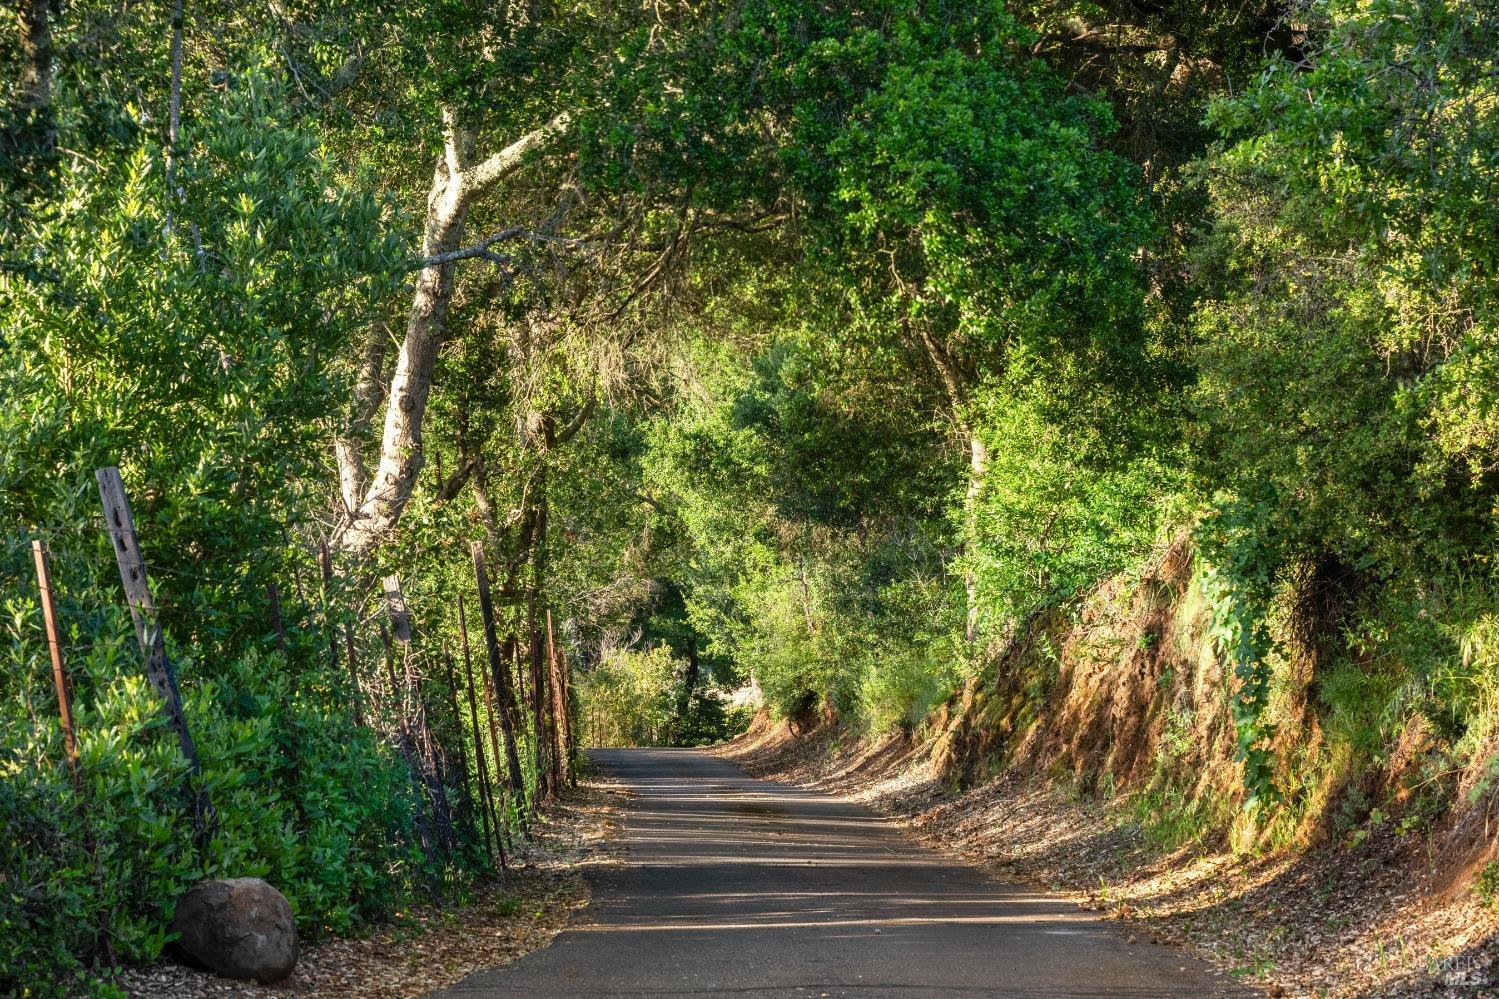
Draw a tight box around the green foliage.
[11,1,1499,989]
[0,555,418,994]
[1189,0,1499,800]
[637,325,964,729]
[2,69,400,657]
[578,646,740,748]
[0,73,431,994]
[812,15,1152,377]
[970,386,1186,629]
[1475,861,1499,909]
[1197,517,1283,810]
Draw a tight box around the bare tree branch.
[334,108,576,562]
[407,227,589,270]
[435,457,479,503]
[552,395,598,447]
[462,111,573,195]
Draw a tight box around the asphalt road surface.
[432,748,1247,998]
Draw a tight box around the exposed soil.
[718,718,1499,998]
[113,778,625,998]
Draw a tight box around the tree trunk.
[14,0,55,160]
[332,111,571,562]
[456,600,504,868]
[335,324,390,513]
[545,610,565,792]
[964,432,988,643]
[558,642,576,785]
[439,644,477,843]
[526,477,550,805]
[674,636,700,743]
[472,543,528,821]
[912,321,986,644]
[337,162,465,559]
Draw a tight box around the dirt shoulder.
[716,720,1499,998]
[116,778,626,998]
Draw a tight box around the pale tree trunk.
[964,433,988,643]
[336,158,464,559]
[333,109,570,561]
[336,323,390,513]
[914,322,986,643]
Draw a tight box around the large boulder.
[170,877,298,984]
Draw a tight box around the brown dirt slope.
[718,536,1499,998]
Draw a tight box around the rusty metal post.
[31,540,78,771]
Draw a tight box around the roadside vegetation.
[3,0,1499,995]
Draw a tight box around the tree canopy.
[7,0,1499,991]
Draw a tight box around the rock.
[171,877,298,984]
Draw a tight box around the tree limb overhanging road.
[433,750,1246,998]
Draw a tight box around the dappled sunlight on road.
[431,749,1247,998]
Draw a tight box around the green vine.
[1198,496,1287,811]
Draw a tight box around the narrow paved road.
[433,749,1247,998]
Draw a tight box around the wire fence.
[8,463,580,894]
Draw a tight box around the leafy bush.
[1474,861,1499,909]
[577,646,741,747]
[1183,0,1499,803]
[0,73,439,995]
[0,571,420,993]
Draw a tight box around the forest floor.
[114,778,626,998]
[717,719,1499,999]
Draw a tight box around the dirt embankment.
[718,537,1499,998]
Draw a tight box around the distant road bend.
[432,748,1245,998]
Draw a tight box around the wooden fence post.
[472,543,528,820]
[31,540,78,772]
[529,624,548,805]
[557,635,576,787]
[95,466,214,833]
[378,617,425,851]
[440,641,478,843]
[501,633,524,735]
[382,574,452,855]
[411,664,455,853]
